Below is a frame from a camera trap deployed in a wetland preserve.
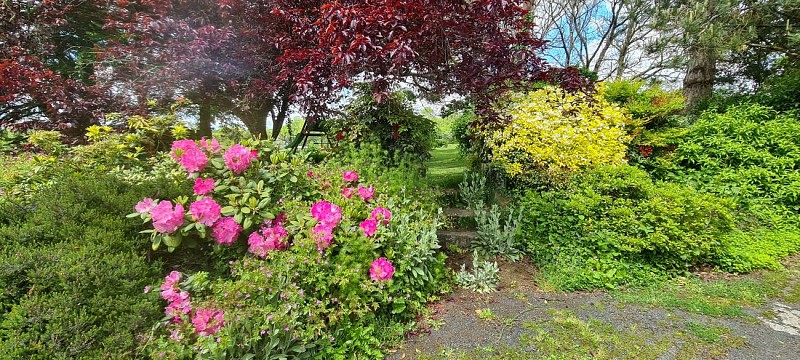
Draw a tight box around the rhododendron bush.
[133,140,447,358]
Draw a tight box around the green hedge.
[0,172,183,359]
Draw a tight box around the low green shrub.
[0,172,184,359]
[668,104,800,208]
[601,79,685,129]
[519,165,736,289]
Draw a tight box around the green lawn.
[426,144,468,188]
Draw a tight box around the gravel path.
[387,260,800,360]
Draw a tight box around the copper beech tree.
[4,0,587,138]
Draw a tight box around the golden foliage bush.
[488,86,635,178]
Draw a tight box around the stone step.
[443,207,474,218]
[437,229,477,249]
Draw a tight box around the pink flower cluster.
[193,178,215,196]
[212,217,242,245]
[170,140,208,174]
[370,257,395,282]
[200,137,221,154]
[360,207,392,237]
[223,144,257,174]
[150,201,185,234]
[189,198,221,226]
[358,184,375,202]
[135,198,157,213]
[192,309,225,337]
[161,271,192,322]
[342,170,359,182]
[248,223,289,258]
[160,271,225,337]
[311,200,342,251]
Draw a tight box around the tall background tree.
[105,0,556,139]
[1,0,116,137]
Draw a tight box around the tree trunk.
[271,94,291,140]
[241,105,270,139]
[198,101,213,138]
[682,47,716,112]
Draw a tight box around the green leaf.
[221,206,235,215]
[243,217,253,230]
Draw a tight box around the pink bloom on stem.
[189,198,221,226]
[162,271,181,290]
[223,144,256,174]
[248,224,289,258]
[360,218,378,237]
[307,171,314,178]
[313,223,335,251]
[212,217,242,245]
[170,140,208,174]
[192,309,225,336]
[170,140,196,161]
[135,198,157,213]
[193,178,215,196]
[370,257,395,282]
[165,290,192,318]
[358,184,375,202]
[150,201,185,234]
[342,170,359,182]
[199,137,221,154]
[370,207,392,224]
[310,200,342,226]
[341,187,355,199]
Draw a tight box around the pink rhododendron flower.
[358,184,375,202]
[212,217,242,245]
[370,207,392,224]
[170,140,196,161]
[135,198,157,213]
[342,170,359,182]
[150,201,185,234]
[223,144,256,174]
[313,223,335,251]
[199,137,221,154]
[360,218,378,237]
[165,290,192,321]
[310,200,342,226]
[189,198,221,226]
[162,271,181,289]
[342,187,355,199]
[170,140,208,174]
[193,178,215,196]
[248,224,289,258]
[192,309,225,336]
[159,271,192,323]
[370,257,395,282]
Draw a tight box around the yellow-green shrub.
[488,86,635,179]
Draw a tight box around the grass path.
[426,144,468,189]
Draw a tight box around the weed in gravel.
[613,275,778,318]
